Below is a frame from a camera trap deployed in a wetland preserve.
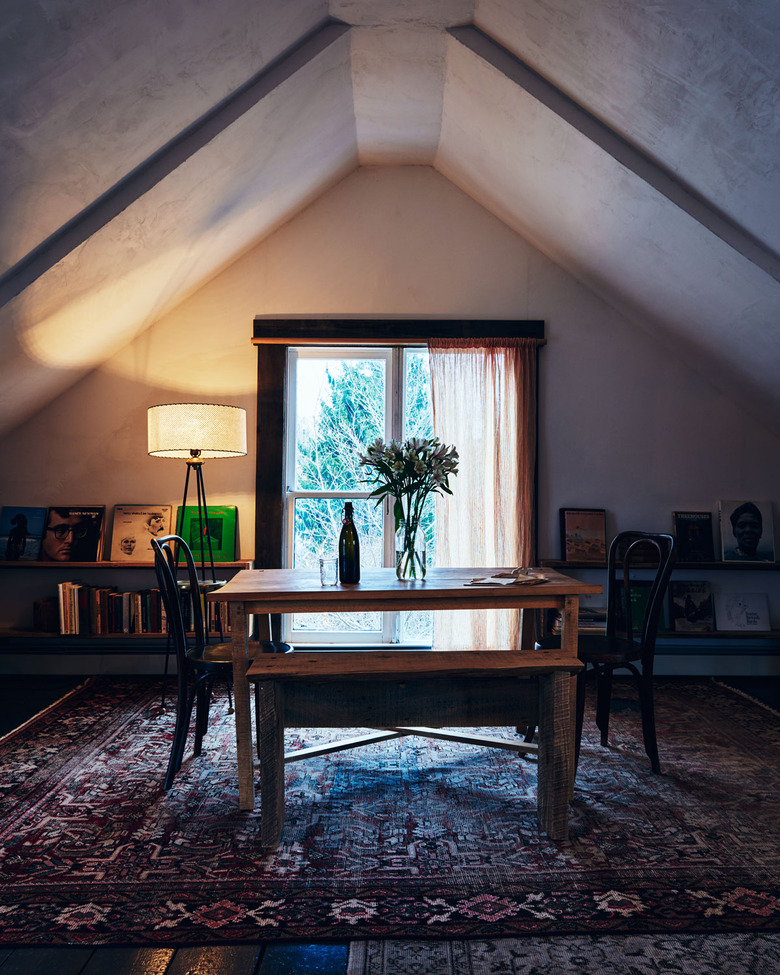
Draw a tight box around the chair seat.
[196,643,234,664]
[577,633,642,666]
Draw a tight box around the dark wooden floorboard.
[165,945,263,975]
[81,946,175,975]
[0,947,94,975]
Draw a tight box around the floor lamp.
[147,402,247,577]
[148,401,247,654]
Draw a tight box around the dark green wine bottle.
[338,501,360,584]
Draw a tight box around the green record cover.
[176,505,237,562]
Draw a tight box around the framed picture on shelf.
[110,504,173,562]
[176,505,237,562]
[40,506,105,562]
[669,580,714,633]
[718,500,775,563]
[714,592,770,632]
[559,508,607,562]
[672,511,715,562]
[0,506,47,560]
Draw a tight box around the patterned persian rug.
[0,676,778,945]
[347,933,780,974]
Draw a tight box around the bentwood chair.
[576,531,676,772]
[537,531,675,773]
[153,534,291,789]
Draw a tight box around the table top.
[208,566,601,613]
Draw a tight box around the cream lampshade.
[147,402,247,591]
[147,403,247,458]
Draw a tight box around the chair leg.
[165,681,197,790]
[594,665,613,747]
[193,676,212,758]
[637,671,661,773]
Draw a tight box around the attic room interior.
[0,1,778,973]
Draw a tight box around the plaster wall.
[1,166,778,640]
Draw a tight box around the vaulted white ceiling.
[1,0,778,436]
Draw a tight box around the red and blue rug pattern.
[0,677,778,944]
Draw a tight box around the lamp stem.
[176,457,223,634]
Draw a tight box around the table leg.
[560,595,580,801]
[257,681,285,849]
[537,669,574,841]
[231,603,255,812]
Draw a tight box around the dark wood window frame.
[253,318,544,572]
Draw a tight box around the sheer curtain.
[429,337,537,650]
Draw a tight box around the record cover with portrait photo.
[110,505,173,562]
[41,506,105,562]
[719,500,775,563]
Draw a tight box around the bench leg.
[257,680,285,850]
[231,605,256,812]
[537,670,574,842]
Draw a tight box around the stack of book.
[546,606,607,636]
[55,582,232,637]
[57,582,166,635]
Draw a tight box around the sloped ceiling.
[0,0,778,437]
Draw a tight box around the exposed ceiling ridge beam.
[449,25,780,285]
[0,18,351,309]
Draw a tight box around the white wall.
[1,165,779,645]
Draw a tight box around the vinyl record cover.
[719,500,774,562]
[0,506,46,560]
[40,506,105,561]
[110,505,173,562]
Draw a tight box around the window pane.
[295,358,386,491]
[291,496,382,634]
[401,350,434,643]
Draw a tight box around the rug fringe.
[712,678,780,718]
[0,676,96,746]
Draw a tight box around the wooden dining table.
[208,566,601,846]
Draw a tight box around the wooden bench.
[246,648,583,847]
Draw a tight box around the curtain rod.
[252,319,545,345]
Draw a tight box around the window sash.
[283,347,409,644]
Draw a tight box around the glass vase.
[395,519,426,580]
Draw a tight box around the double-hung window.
[283,346,434,646]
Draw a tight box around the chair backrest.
[152,534,208,664]
[605,531,676,662]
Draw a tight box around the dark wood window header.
[252,318,545,346]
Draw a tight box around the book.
[718,500,775,563]
[559,508,607,562]
[176,505,238,562]
[615,580,657,636]
[669,581,714,633]
[672,511,715,562]
[41,506,105,561]
[0,506,46,560]
[110,505,173,562]
[714,592,771,632]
